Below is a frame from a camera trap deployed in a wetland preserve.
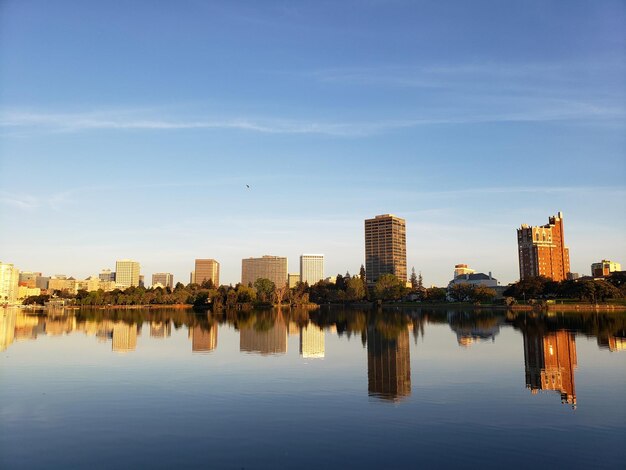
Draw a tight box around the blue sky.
[1,0,625,286]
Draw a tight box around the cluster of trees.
[504,273,626,303]
[447,283,497,303]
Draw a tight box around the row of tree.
[503,273,626,303]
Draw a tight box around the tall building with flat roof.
[241,256,287,287]
[115,259,140,289]
[194,259,220,287]
[591,260,621,277]
[364,214,407,285]
[300,254,324,285]
[517,212,570,281]
[152,272,174,289]
[0,262,20,304]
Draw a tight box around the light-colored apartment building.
[193,259,220,287]
[0,262,20,304]
[241,255,288,288]
[115,260,141,289]
[300,254,324,286]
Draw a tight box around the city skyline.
[1,1,624,287]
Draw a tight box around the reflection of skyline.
[190,325,217,353]
[240,316,287,355]
[300,323,325,359]
[367,326,411,401]
[523,329,577,407]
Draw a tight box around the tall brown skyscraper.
[194,259,220,287]
[241,255,287,287]
[517,212,570,281]
[364,214,407,285]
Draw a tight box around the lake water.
[1,307,625,469]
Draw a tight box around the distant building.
[194,259,220,287]
[288,273,301,288]
[115,260,140,289]
[365,214,407,285]
[448,264,498,289]
[0,262,20,304]
[35,276,50,290]
[517,212,570,281]
[300,323,325,358]
[300,254,324,285]
[453,264,475,278]
[152,272,174,289]
[139,275,145,288]
[241,255,288,288]
[99,269,115,282]
[18,271,41,288]
[48,276,78,295]
[17,286,41,300]
[591,260,621,277]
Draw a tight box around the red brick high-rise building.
[517,212,570,281]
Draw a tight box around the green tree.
[410,267,418,290]
[359,264,366,280]
[471,285,497,303]
[373,274,406,301]
[425,287,447,302]
[254,278,275,302]
[346,276,366,301]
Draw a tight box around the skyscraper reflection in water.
[240,314,287,355]
[523,329,577,407]
[299,323,325,359]
[190,325,218,352]
[367,326,411,401]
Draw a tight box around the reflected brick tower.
[517,212,570,281]
[367,326,411,400]
[523,329,577,407]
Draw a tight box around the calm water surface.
[1,307,625,469]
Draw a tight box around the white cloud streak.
[1,101,623,138]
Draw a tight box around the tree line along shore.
[21,271,626,311]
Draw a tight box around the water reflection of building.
[0,309,17,351]
[240,318,287,355]
[367,326,411,400]
[190,325,218,352]
[300,323,325,358]
[523,329,577,407]
[112,323,138,353]
[597,335,626,352]
[448,313,501,347]
[150,321,171,338]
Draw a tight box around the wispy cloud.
[2,102,623,138]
